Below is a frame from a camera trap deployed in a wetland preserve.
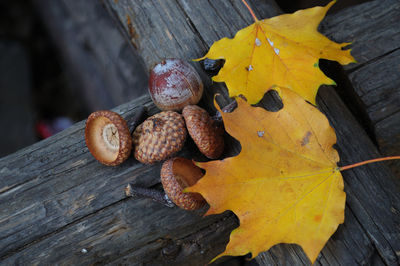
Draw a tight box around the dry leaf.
[187,87,345,263]
[196,1,355,105]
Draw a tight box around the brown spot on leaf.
[301,131,312,146]
[314,214,322,222]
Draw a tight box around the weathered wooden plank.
[0,96,152,256]
[31,0,148,111]
[317,86,400,265]
[321,0,400,176]
[0,94,237,265]
[1,0,400,265]
[1,191,238,265]
[321,0,400,69]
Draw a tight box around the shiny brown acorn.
[149,59,203,111]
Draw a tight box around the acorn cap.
[182,105,224,159]
[161,157,205,210]
[132,111,187,164]
[85,110,132,166]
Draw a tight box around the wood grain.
[321,0,400,176]
[31,0,148,111]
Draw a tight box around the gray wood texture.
[1,0,399,265]
[321,0,400,176]
[31,0,148,111]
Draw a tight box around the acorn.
[85,110,132,166]
[161,157,205,210]
[149,59,203,111]
[183,105,224,159]
[132,111,187,164]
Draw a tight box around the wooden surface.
[1,0,399,265]
[31,0,148,111]
[321,0,400,176]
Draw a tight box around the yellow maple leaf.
[187,87,346,263]
[196,1,355,105]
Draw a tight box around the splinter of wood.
[125,183,175,208]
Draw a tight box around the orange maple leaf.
[196,1,355,105]
[187,87,346,263]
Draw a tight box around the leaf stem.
[241,0,259,22]
[339,156,400,171]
